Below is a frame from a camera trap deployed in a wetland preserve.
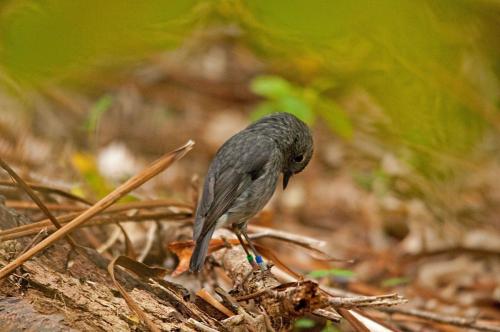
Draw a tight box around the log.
[0,201,333,331]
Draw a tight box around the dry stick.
[0,212,191,241]
[328,293,407,308]
[5,199,193,213]
[0,180,92,205]
[338,308,371,332]
[0,199,193,237]
[248,226,351,262]
[137,222,157,262]
[381,307,500,332]
[196,288,235,317]
[312,308,342,323]
[6,200,87,212]
[0,140,194,280]
[248,225,325,248]
[0,157,78,248]
[18,227,48,256]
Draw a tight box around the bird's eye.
[294,155,304,163]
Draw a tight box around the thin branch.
[0,180,92,205]
[0,157,78,248]
[138,222,157,262]
[248,225,325,248]
[0,212,191,241]
[328,293,407,308]
[312,308,342,323]
[0,199,193,237]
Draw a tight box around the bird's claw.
[247,254,268,270]
[255,255,268,271]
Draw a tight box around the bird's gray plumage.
[190,112,313,272]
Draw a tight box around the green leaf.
[250,75,293,99]
[294,318,316,329]
[85,94,113,132]
[307,268,355,279]
[278,95,315,124]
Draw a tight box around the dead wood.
[211,229,331,331]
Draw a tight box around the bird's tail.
[189,227,215,272]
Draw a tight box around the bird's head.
[245,112,314,189]
[282,118,313,190]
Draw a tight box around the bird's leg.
[241,227,267,270]
[232,225,258,269]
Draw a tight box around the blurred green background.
[1,0,499,224]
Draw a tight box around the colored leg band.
[247,254,254,263]
[255,255,264,264]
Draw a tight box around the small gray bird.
[189,112,313,272]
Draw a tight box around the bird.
[189,112,314,272]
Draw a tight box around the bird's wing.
[193,138,274,241]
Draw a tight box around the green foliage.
[236,0,500,224]
[307,268,355,279]
[294,318,316,329]
[250,75,353,138]
[294,319,340,332]
[250,75,314,124]
[241,0,496,166]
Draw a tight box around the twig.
[196,288,234,317]
[0,199,192,237]
[248,225,351,262]
[338,308,370,332]
[0,140,194,280]
[0,157,78,248]
[312,308,342,323]
[5,200,86,212]
[0,180,92,205]
[328,293,407,308]
[248,225,325,248]
[406,246,500,261]
[138,222,157,263]
[97,226,122,254]
[5,199,193,213]
[381,307,500,332]
[18,227,48,256]
[0,211,191,241]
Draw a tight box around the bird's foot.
[246,254,268,271]
[246,254,259,269]
[255,255,268,271]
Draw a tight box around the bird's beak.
[283,171,292,190]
